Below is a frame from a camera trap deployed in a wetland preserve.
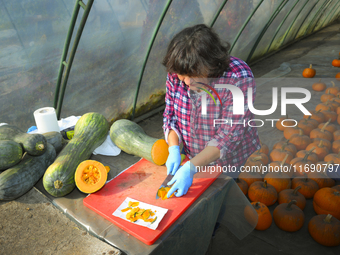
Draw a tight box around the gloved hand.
[166,145,182,175]
[167,161,196,198]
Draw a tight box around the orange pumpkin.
[251,202,273,231]
[308,214,340,247]
[312,79,327,92]
[313,187,340,220]
[278,186,306,210]
[325,81,339,95]
[309,120,333,141]
[336,73,340,81]
[264,171,291,194]
[317,121,337,134]
[238,171,263,187]
[248,151,269,165]
[272,140,297,157]
[244,156,263,173]
[320,109,337,123]
[298,118,316,136]
[289,129,312,150]
[332,140,340,153]
[305,140,329,161]
[333,129,340,141]
[74,160,108,194]
[299,116,319,128]
[315,101,336,112]
[307,166,336,189]
[236,178,248,196]
[283,126,303,140]
[312,138,332,150]
[320,90,335,102]
[258,141,269,155]
[273,200,304,232]
[302,64,316,78]
[332,54,340,67]
[292,177,319,199]
[290,154,313,177]
[248,180,278,206]
[324,151,340,164]
[303,110,325,124]
[296,148,318,164]
[268,153,294,178]
[276,116,296,131]
[269,146,294,164]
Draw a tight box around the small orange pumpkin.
[248,180,278,206]
[272,140,297,157]
[278,186,306,210]
[307,164,336,189]
[325,81,339,95]
[332,140,340,153]
[302,64,316,78]
[303,110,325,124]
[289,129,312,150]
[308,214,340,247]
[239,171,263,187]
[269,146,294,164]
[292,176,319,199]
[305,140,329,161]
[276,115,296,131]
[333,129,340,141]
[324,151,340,164]
[332,53,340,67]
[290,153,313,177]
[312,138,332,150]
[258,141,269,155]
[336,73,340,81]
[283,126,303,140]
[268,153,294,178]
[273,200,304,232]
[312,79,327,92]
[264,170,291,194]
[309,120,333,141]
[313,187,340,220]
[299,116,319,128]
[248,150,269,165]
[320,90,335,102]
[251,202,273,231]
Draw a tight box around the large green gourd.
[0,140,23,171]
[43,112,109,197]
[0,125,47,156]
[110,119,169,166]
[0,143,56,200]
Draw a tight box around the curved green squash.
[0,143,56,200]
[0,125,47,156]
[110,119,169,165]
[0,140,23,171]
[43,112,109,197]
[42,131,67,153]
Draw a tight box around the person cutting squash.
[162,24,261,198]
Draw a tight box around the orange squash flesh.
[75,160,107,194]
[151,139,169,165]
[121,202,157,223]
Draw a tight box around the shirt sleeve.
[206,77,256,159]
[163,73,182,144]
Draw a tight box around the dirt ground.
[1,21,340,255]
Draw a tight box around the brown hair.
[162,24,230,78]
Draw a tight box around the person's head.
[162,24,230,79]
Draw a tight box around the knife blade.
[156,174,173,199]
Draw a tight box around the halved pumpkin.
[75,160,107,193]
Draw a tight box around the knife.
[156,154,186,199]
[155,174,174,199]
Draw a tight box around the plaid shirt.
[163,56,260,168]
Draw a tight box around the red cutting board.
[83,158,221,245]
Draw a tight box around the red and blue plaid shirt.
[163,56,260,168]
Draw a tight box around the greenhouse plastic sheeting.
[34,167,257,255]
[1,0,339,132]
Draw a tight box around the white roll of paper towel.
[33,107,60,133]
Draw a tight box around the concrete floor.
[1,21,340,255]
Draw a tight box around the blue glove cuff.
[168,145,180,154]
[185,161,197,178]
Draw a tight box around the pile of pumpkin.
[237,79,340,247]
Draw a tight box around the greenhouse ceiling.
[1,0,340,130]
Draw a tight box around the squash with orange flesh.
[110,119,169,165]
[75,160,108,194]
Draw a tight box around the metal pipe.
[318,0,340,29]
[311,0,334,32]
[56,0,95,119]
[54,0,81,110]
[303,0,330,37]
[229,0,264,53]
[131,0,173,120]
[246,0,288,63]
[210,0,229,27]
[280,0,310,48]
[293,0,318,40]
[265,0,300,54]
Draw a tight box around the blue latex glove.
[166,145,182,175]
[327,164,340,180]
[167,161,196,198]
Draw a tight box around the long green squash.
[43,112,109,197]
[0,143,56,200]
[110,119,169,165]
[0,140,23,171]
[0,125,47,156]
